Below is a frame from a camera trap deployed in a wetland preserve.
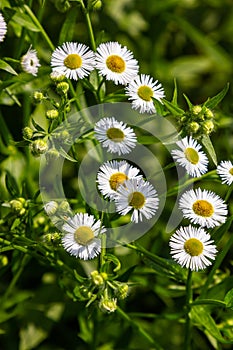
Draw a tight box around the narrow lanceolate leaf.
[183,94,193,111]
[58,147,78,162]
[191,305,233,344]
[224,289,233,309]
[59,10,77,44]
[0,60,18,75]
[162,99,184,116]
[201,135,217,166]
[204,83,229,109]
[5,171,20,197]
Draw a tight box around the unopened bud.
[31,139,48,156]
[56,82,69,95]
[46,109,59,120]
[91,270,104,286]
[44,201,58,215]
[50,70,66,82]
[22,126,34,140]
[204,108,214,119]
[189,121,200,133]
[33,91,44,102]
[192,105,202,115]
[202,120,214,134]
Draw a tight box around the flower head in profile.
[95,41,139,85]
[21,48,40,76]
[51,42,95,80]
[115,178,159,223]
[62,213,106,260]
[169,225,217,271]
[125,74,165,114]
[171,136,209,177]
[179,188,228,228]
[94,117,137,155]
[97,160,142,200]
[0,12,7,43]
[217,160,233,186]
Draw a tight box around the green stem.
[184,269,192,350]
[3,254,30,302]
[80,1,96,51]
[23,5,55,51]
[117,307,163,349]
[200,227,233,298]
[190,299,226,308]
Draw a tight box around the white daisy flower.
[97,160,142,200]
[169,225,217,271]
[179,188,228,228]
[95,41,139,85]
[171,136,209,177]
[62,213,106,260]
[51,42,95,80]
[125,74,165,114]
[217,160,233,186]
[115,178,159,223]
[94,117,137,155]
[0,12,7,43]
[21,48,40,76]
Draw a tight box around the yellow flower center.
[64,54,82,69]
[106,127,125,142]
[192,200,214,217]
[229,168,233,176]
[184,238,204,256]
[137,85,153,102]
[109,172,128,191]
[106,55,126,73]
[184,147,199,164]
[128,191,146,209]
[74,226,94,246]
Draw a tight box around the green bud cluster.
[30,139,48,156]
[10,197,27,216]
[179,105,215,137]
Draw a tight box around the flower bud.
[33,91,44,103]
[56,81,69,95]
[50,71,66,82]
[192,105,202,115]
[116,284,129,300]
[99,297,117,313]
[202,120,214,134]
[10,198,26,216]
[0,255,8,268]
[31,139,48,156]
[91,270,105,286]
[45,148,60,161]
[189,121,200,133]
[46,109,59,120]
[204,108,214,119]
[44,201,58,215]
[22,126,34,140]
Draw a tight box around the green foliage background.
[0,0,233,349]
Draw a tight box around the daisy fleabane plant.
[21,48,41,76]
[62,213,106,260]
[0,12,7,42]
[115,178,159,223]
[169,225,217,271]
[97,160,142,200]
[95,41,139,85]
[171,136,209,177]
[217,160,233,185]
[125,74,165,114]
[51,42,95,80]
[179,188,228,228]
[94,117,137,155]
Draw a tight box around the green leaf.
[183,94,193,111]
[191,305,232,344]
[58,147,78,162]
[171,78,178,105]
[0,60,18,75]
[31,118,45,132]
[5,170,20,197]
[152,97,165,116]
[162,98,184,116]
[224,289,233,309]
[201,135,217,166]
[204,83,229,109]
[212,216,233,243]
[12,12,40,32]
[58,10,77,44]
[137,135,159,145]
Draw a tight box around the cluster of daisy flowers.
[50,41,165,114]
[168,136,231,271]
